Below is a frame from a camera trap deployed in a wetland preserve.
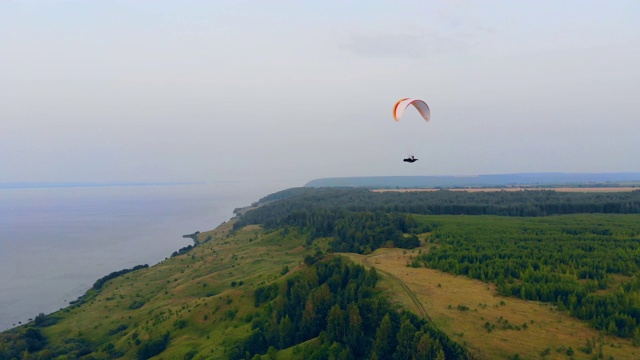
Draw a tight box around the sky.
[1,0,639,188]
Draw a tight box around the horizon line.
[0,181,206,190]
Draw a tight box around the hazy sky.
[2,1,639,187]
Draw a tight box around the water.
[0,182,282,331]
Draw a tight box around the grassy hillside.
[1,221,312,359]
[4,188,640,359]
[2,217,467,360]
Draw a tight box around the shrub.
[136,332,170,360]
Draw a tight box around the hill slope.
[0,214,467,359]
[1,222,310,359]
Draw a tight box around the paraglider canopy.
[393,98,430,122]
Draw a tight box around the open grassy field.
[373,187,639,193]
[347,246,638,360]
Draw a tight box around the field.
[347,247,637,359]
[373,187,639,193]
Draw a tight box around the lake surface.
[0,182,287,330]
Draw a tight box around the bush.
[136,332,170,360]
[129,301,145,310]
[107,324,128,335]
[174,319,188,329]
[93,264,148,290]
[183,348,198,360]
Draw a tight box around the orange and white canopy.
[392,98,430,122]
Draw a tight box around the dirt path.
[363,254,432,323]
[349,248,638,360]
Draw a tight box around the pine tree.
[372,314,395,360]
[393,318,417,360]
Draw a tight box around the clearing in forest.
[346,248,638,360]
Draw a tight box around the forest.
[230,256,468,360]
[414,214,640,340]
[235,188,640,340]
[237,188,640,230]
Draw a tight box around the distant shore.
[306,173,640,188]
[372,187,639,193]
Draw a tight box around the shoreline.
[0,183,256,332]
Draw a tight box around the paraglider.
[393,98,430,163]
[403,155,418,163]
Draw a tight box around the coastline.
[0,183,259,331]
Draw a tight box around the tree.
[327,305,346,343]
[278,315,293,349]
[34,313,47,327]
[301,298,319,340]
[346,304,365,356]
[394,318,417,360]
[372,314,395,360]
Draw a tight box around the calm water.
[0,182,282,331]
